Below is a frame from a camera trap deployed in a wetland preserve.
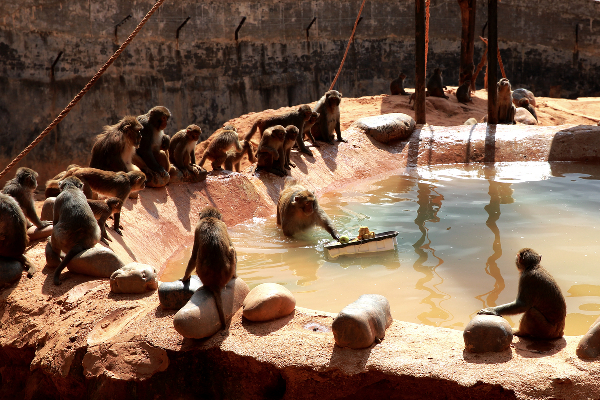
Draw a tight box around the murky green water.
[162,162,600,335]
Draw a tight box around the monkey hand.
[54,277,62,286]
[39,220,52,228]
[477,308,498,316]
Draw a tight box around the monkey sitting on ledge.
[478,248,566,339]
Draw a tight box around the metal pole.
[487,0,498,124]
[415,0,426,124]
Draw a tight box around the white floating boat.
[325,231,399,258]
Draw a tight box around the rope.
[329,0,367,90]
[0,0,166,181]
[425,0,430,73]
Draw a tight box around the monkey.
[245,105,314,156]
[456,79,472,104]
[133,106,171,183]
[156,133,172,173]
[50,176,101,285]
[390,72,408,95]
[300,111,320,149]
[89,116,143,173]
[426,68,449,99]
[497,78,516,124]
[281,125,299,170]
[169,124,203,176]
[277,177,339,241]
[0,193,35,278]
[478,248,566,340]
[45,164,81,198]
[87,197,122,244]
[2,167,51,229]
[254,125,286,177]
[182,206,237,330]
[517,98,538,122]
[198,125,243,171]
[512,88,536,108]
[224,139,257,172]
[311,90,345,144]
[49,167,146,235]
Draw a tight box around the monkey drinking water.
[478,248,566,339]
[182,207,237,330]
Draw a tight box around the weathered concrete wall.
[1,0,599,182]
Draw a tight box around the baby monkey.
[478,248,566,339]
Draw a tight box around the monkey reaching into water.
[277,177,339,241]
[182,207,237,329]
[478,248,567,339]
[2,167,51,229]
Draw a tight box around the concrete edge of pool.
[2,123,600,399]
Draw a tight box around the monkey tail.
[198,152,208,168]
[245,141,257,163]
[53,244,85,285]
[211,287,227,329]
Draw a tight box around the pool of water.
[162,162,600,336]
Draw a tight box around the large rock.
[144,172,170,188]
[40,197,55,221]
[173,277,250,339]
[243,283,296,322]
[577,316,600,359]
[354,113,416,144]
[332,294,392,349]
[158,275,203,310]
[463,315,513,353]
[0,257,23,287]
[515,107,537,125]
[109,262,158,294]
[66,245,125,278]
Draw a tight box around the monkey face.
[188,129,201,141]
[498,78,511,93]
[59,176,84,191]
[294,192,315,216]
[159,115,169,130]
[326,91,342,106]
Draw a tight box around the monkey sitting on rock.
[255,125,287,177]
[456,80,472,104]
[311,90,345,144]
[0,193,36,278]
[199,125,244,172]
[2,167,51,230]
[169,124,203,177]
[478,248,566,339]
[133,106,172,187]
[277,177,339,241]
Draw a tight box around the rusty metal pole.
[415,0,426,124]
[487,0,498,124]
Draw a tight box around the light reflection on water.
[161,162,600,335]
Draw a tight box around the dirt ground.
[196,88,600,171]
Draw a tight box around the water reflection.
[412,181,452,326]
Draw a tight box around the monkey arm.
[261,145,280,160]
[22,200,50,228]
[137,147,167,175]
[315,208,339,241]
[478,299,529,316]
[335,120,346,142]
[182,241,199,281]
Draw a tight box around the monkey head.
[298,105,313,121]
[106,197,123,213]
[325,90,342,107]
[121,116,143,148]
[399,72,407,80]
[498,78,512,94]
[160,134,171,151]
[285,125,299,142]
[462,80,471,87]
[58,176,84,192]
[15,167,38,189]
[128,171,147,192]
[222,124,237,132]
[148,106,171,130]
[199,206,222,221]
[434,68,442,76]
[271,125,286,141]
[516,248,541,271]
[292,190,316,216]
[518,98,530,107]
[186,124,202,141]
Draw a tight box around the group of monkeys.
[391,68,538,125]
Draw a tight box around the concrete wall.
[1,0,599,182]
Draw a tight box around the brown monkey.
[156,133,172,172]
[169,124,203,176]
[0,193,35,277]
[59,167,146,235]
[45,164,81,198]
[277,177,339,240]
[245,105,314,156]
[311,90,345,144]
[133,106,171,183]
[182,206,237,329]
[478,248,566,339]
[281,125,299,170]
[517,98,538,121]
[89,116,143,173]
[426,68,449,99]
[50,176,101,285]
[301,111,320,149]
[87,197,122,244]
[224,139,257,172]
[199,125,243,171]
[2,167,51,229]
[390,72,408,95]
[456,80,472,104]
[255,125,286,177]
[497,78,516,124]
